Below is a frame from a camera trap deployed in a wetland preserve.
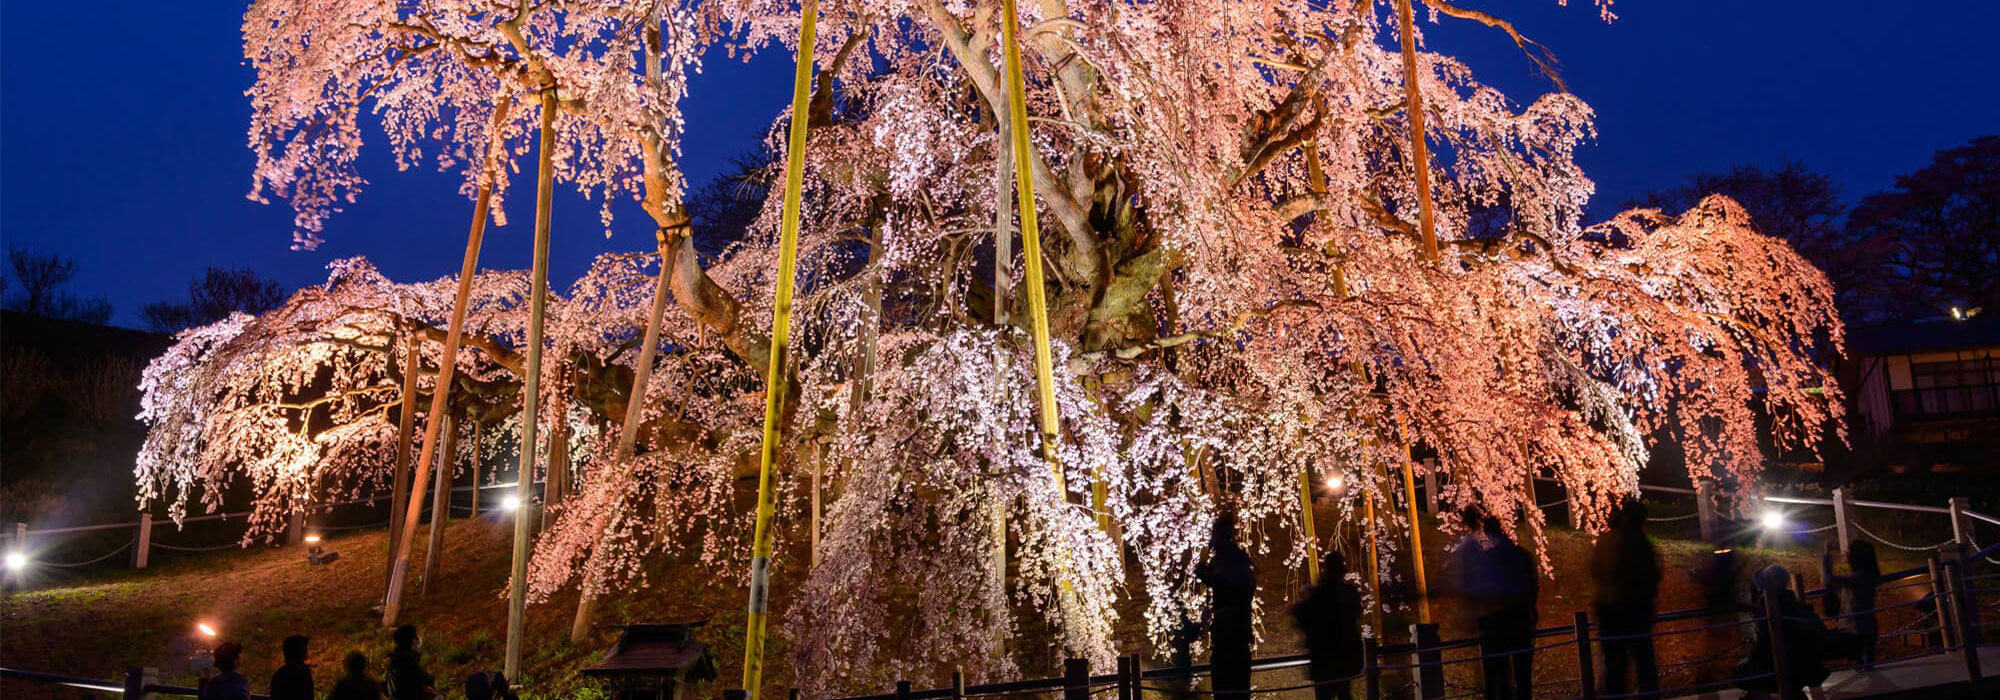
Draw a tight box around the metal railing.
[802,542,2000,700]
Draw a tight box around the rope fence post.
[1951,497,1974,547]
[132,514,152,569]
[896,679,911,700]
[1573,611,1596,700]
[1363,638,1381,700]
[1832,487,1853,555]
[1932,557,1959,650]
[1116,655,1132,700]
[1064,657,1089,700]
[1412,622,1443,700]
[1762,589,1793,699]
[123,667,158,700]
[952,669,966,700]
[1696,477,1718,542]
[1945,548,1984,688]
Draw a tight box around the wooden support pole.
[1394,0,1441,263]
[1410,623,1443,700]
[287,510,305,546]
[1832,487,1853,555]
[132,514,152,569]
[503,87,557,680]
[468,422,482,516]
[1362,638,1381,700]
[1950,497,1974,547]
[387,336,420,593]
[385,96,513,626]
[1401,452,1430,624]
[1696,477,1719,543]
[1364,489,1383,636]
[422,415,456,594]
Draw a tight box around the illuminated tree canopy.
[141,0,1843,690]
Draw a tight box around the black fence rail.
[803,542,2000,700]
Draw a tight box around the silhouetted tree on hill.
[141,266,287,333]
[2,246,113,324]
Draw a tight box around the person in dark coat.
[200,642,251,700]
[330,651,384,700]
[385,624,436,700]
[1293,550,1364,700]
[1735,565,1830,700]
[1823,541,1881,666]
[1472,516,1538,700]
[1592,499,1661,698]
[1199,513,1257,700]
[269,635,315,700]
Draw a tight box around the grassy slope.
[0,511,1935,700]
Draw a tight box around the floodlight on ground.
[501,495,522,512]
[197,622,218,638]
[1760,510,1786,531]
[4,552,25,571]
[1325,475,1345,492]
[303,534,322,544]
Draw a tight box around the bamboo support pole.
[386,336,420,594]
[422,415,456,594]
[503,87,557,679]
[384,96,513,626]
[740,4,817,695]
[1394,0,1440,263]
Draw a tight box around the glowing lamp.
[1759,511,1786,531]
[501,495,523,512]
[197,622,218,638]
[1325,475,1345,491]
[303,534,322,544]
[4,552,26,571]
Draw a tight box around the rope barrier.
[315,519,393,531]
[1853,521,1952,552]
[1537,499,1569,510]
[151,541,244,552]
[38,540,134,568]
[1596,615,1761,641]
[1645,513,1699,523]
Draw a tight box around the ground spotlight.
[4,552,25,571]
[501,495,523,512]
[1759,510,1786,531]
[197,622,218,638]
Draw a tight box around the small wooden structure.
[581,620,717,700]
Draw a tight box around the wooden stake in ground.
[382,97,512,626]
[386,335,421,595]
[505,87,559,680]
[422,415,457,594]
[570,226,680,643]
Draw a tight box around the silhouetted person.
[1592,499,1661,698]
[466,671,495,700]
[200,642,251,700]
[1199,513,1256,700]
[385,624,436,700]
[1692,546,1741,615]
[269,634,315,700]
[330,651,384,700]
[1735,565,1828,700]
[1460,515,1536,700]
[1823,541,1880,666]
[490,672,520,700]
[1293,551,1363,700]
[1169,612,1205,700]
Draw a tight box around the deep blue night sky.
[3,1,1995,329]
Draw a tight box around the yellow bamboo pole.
[1364,487,1383,636]
[999,0,1067,495]
[1299,465,1320,584]
[740,1,816,695]
[1399,442,1430,624]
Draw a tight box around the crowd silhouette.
[187,499,1900,700]
[195,624,519,700]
